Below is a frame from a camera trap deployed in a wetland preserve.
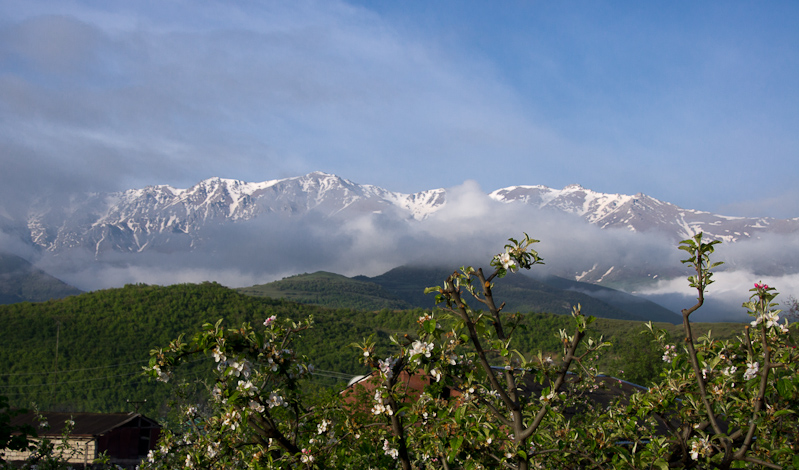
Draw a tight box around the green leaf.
[450,436,464,454]
[424,319,436,334]
[777,378,793,399]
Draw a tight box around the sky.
[2,0,799,219]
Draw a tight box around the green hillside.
[0,281,749,419]
[244,266,682,323]
[0,282,387,417]
[237,271,413,310]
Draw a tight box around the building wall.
[4,437,96,465]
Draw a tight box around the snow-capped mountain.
[16,171,799,257]
[23,172,446,255]
[3,171,797,293]
[489,184,797,243]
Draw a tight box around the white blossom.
[237,380,255,395]
[744,362,759,380]
[211,384,224,402]
[151,365,170,383]
[383,439,399,459]
[662,344,677,363]
[317,419,330,434]
[408,340,434,359]
[497,251,517,272]
[212,347,226,363]
[268,392,286,408]
[378,357,397,379]
[249,400,265,413]
[371,403,386,415]
[540,390,556,403]
[229,360,252,378]
[372,389,393,416]
[690,437,710,460]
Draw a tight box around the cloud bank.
[18,180,795,324]
[2,1,799,219]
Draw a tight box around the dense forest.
[0,282,744,418]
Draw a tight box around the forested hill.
[240,267,682,323]
[0,282,743,418]
[237,271,414,310]
[0,282,384,416]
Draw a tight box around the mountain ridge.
[18,171,798,257]
[238,267,682,323]
[2,171,796,293]
[0,253,83,304]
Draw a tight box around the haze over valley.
[2,171,797,322]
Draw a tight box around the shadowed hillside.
[0,253,83,304]
[242,266,682,323]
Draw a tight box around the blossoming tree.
[621,234,799,469]
[140,233,797,470]
[351,234,616,469]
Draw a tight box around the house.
[343,367,644,408]
[4,412,160,468]
[341,367,649,428]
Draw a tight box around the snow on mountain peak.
[19,172,799,261]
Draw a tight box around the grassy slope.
[0,282,746,418]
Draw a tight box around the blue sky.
[2,0,798,218]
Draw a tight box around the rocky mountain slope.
[17,172,797,257]
[490,184,797,243]
[2,171,796,293]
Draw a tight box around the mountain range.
[16,171,798,254]
[1,171,796,307]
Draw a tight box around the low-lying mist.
[13,182,797,323]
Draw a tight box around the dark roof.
[9,412,160,437]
